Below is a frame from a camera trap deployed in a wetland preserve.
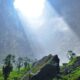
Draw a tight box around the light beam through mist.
[14,0,46,19]
[14,0,80,65]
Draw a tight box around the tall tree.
[16,57,23,71]
[2,54,15,80]
[67,50,76,60]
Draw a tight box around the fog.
[0,0,80,65]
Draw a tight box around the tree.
[23,57,28,69]
[23,57,33,69]
[2,54,15,80]
[67,50,76,60]
[23,57,33,80]
[16,57,23,71]
[24,61,28,69]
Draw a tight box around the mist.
[0,0,80,65]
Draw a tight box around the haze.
[0,0,80,65]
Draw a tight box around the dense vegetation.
[0,51,80,80]
[0,54,33,80]
[0,68,28,80]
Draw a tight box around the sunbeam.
[14,0,46,19]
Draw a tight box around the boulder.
[30,55,60,80]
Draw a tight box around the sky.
[0,0,80,65]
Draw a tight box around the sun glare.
[14,0,46,19]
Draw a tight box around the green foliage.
[9,68,27,80]
[0,69,4,80]
[3,54,15,65]
[0,54,33,80]
[62,67,80,80]
[61,56,80,80]
[2,54,15,80]
[1,54,80,80]
[0,67,28,80]
[68,57,77,66]
[16,57,23,71]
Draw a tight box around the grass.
[62,67,80,80]
[0,67,28,80]
[1,56,80,80]
[0,69,4,80]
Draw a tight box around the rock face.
[31,55,60,80]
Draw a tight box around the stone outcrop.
[30,55,60,80]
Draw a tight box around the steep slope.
[28,55,80,80]
[21,54,60,80]
[61,56,80,80]
[31,54,60,80]
[32,54,59,73]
